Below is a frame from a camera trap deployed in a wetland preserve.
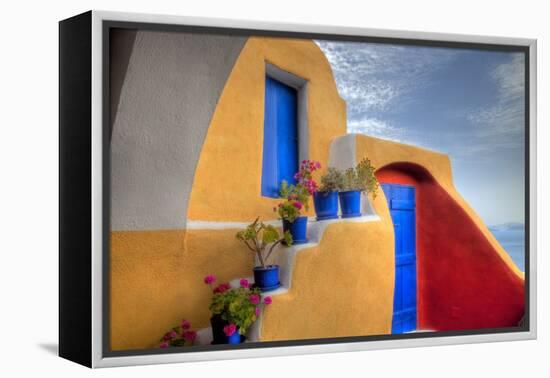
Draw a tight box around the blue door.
[261,77,298,198]
[381,183,417,334]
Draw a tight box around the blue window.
[382,183,417,334]
[261,76,299,198]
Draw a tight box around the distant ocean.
[488,223,525,272]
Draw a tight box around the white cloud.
[492,53,525,103]
[316,40,460,115]
[347,117,400,138]
[467,53,525,148]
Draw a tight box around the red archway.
[376,162,524,331]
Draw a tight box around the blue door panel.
[262,77,298,198]
[391,199,415,210]
[382,183,417,334]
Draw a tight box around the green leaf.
[283,230,293,246]
[262,225,279,244]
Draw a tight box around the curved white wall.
[110,30,246,231]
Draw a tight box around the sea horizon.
[488,222,525,272]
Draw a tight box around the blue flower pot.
[313,191,339,220]
[253,265,280,292]
[339,190,362,218]
[226,330,242,344]
[210,315,244,344]
[283,216,308,244]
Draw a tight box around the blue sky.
[315,40,525,226]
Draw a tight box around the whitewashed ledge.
[193,212,381,345]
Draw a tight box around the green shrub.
[341,157,379,198]
[318,167,344,192]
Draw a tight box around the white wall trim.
[186,219,281,230]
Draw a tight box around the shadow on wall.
[376,162,524,331]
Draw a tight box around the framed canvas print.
[59,10,537,368]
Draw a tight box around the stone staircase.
[194,200,381,345]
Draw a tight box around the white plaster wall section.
[110,30,247,231]
[361,192,376,215]
[328,133,357,171]
[194,327,214,346]
[109,29,137,137]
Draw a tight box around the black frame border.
[59,10,93,368]
[101,19,531,359]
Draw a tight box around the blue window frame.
[261,76,299,198]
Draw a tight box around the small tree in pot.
[236,217,292,291]
[339,157,379,218]
[313,167,344,220]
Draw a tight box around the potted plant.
[236,218,292,291]
[339,157,379,218]
[158,318,198,348]
[313,167,343,220]
[204,275,272,344]
[275,159,320,243]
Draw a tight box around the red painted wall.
[376,163,524,331]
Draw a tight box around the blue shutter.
[382,183,417,334]
[262,77,298,198]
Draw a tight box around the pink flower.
[249,294,260,305]
[255,307,262,317]
[264,296,272,305]
[223,323,237,337]
[293,201,302,210]
[315,161,321,169]
[163,330,177,341]
[303,179,318,195]
[213,283,231,294]
[160,341,169,348]
[183,330,197,342]
[239,278,249,288]
[181,320,191,330]
[204,274,216,285]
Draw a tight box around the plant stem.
[243,240,256,253]
[257,250,265,268]
[264,239,282,264]
[251,237,265,268]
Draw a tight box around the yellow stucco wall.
[109,37,396,350]
[187,36,347,221]
[261,195,395,340]
[110,229,254,350]
[355,134,524,279]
